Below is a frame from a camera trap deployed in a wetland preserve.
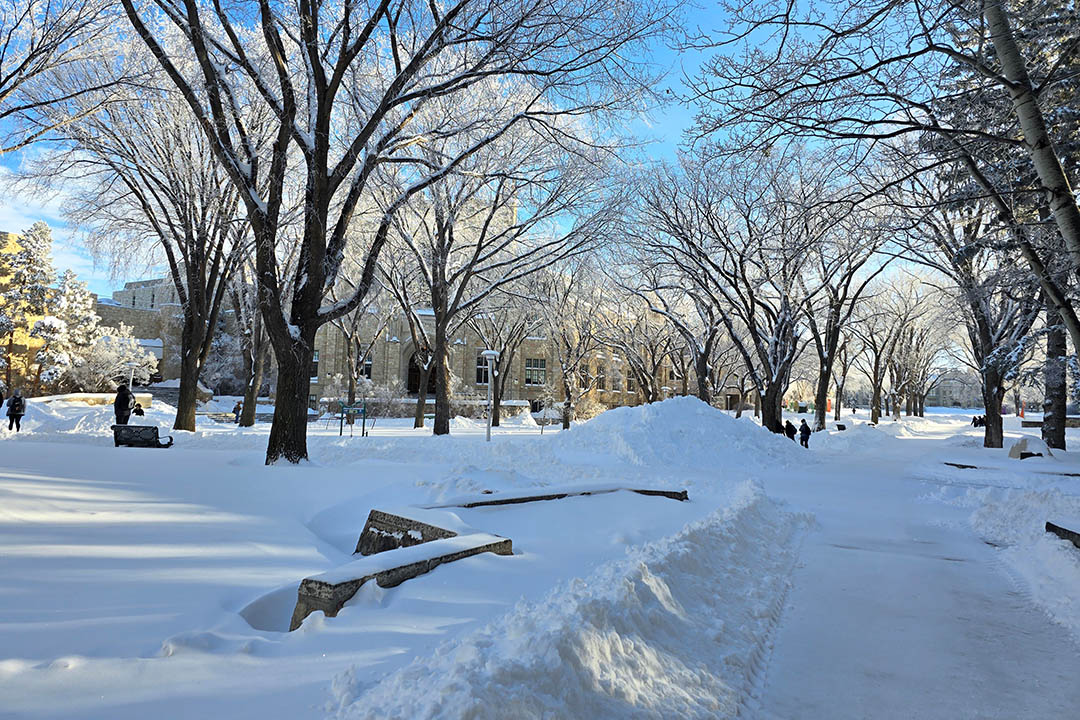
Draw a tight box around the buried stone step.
[354,508,463,555]
[1045,520,1080,550]
[290,533,512,631]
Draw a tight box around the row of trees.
[1,0,1075,455]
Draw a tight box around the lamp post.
[481,349,499,442]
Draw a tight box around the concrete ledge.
[290,533,512,631]
[355,509,458,555]
[33,392,153,407]
[427,486,689,509]
[1046,521,1080,550]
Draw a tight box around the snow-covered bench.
[111,425,173,449]
[290,532,512,630]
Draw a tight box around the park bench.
[111,424,173,448]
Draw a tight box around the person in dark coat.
[114,384,135,425]
[784,420,797,441]
[799,419,812,448]
[6,389,25,432]
[232,401,242,424]
[132,403,145,417]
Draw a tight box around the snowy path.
[750,436,1080,719]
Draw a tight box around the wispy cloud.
[0,166,147,297]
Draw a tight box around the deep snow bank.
[970,488,1080,639]
[331,481,809,719]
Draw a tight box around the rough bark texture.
[1043,304,1067,450]
[694,354,710,403]
[981,368,1005,449]
[433,320,451,436]
[833,381,844,421]
[761,385,784,433]
[173,319,205,432]
[266,339,314,464]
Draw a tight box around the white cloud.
[0,166,146,297]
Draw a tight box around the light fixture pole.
[481,349,499,442]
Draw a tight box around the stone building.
[307,310,654,413]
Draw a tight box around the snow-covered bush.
[66,325,158,392]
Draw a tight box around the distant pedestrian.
[6,389,26,432]
[113,384,135,425]
[232,401,242,424]
[799,419,811,448]
[784,420,797,441]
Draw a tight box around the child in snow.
[799,419,811,448]
[232,401,242,424]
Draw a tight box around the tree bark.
[761,385,784,433]
[833,381,844,421]
[433,320,451,436]
[1043,302,1067,450]
[413,365,431,429]
[492,359,503,427]
[240,342,264,427]
[266,340,314,464]
[173,318,205,432]
[694,353,710,403]
[981,371,1005,449]
[983,0,1080,274]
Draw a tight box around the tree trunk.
[492,363,503,427]
[562,373,573,430]
[1043,303,1067,450]
[981,368,1005,449]
[833,381,844,421]
[413,365,431,429]
[871,382,882,424]
[239,343,264,427]
[433,323,451,436]
[694,354,710,403]
[761,383,784,433]
[266,339,314,464]
[905,394,913,416]
[813,368,831,431]
[173,318,204,432]
[984,0,1080,274]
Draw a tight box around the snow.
[1,403,1078,718]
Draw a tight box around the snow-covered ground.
[1,399,1078,718]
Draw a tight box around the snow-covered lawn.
[1,398,1078,718]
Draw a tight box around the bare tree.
[594,294,676,404]
[636,150,827,432]
[0,0,128,152]
[468,288,542,427]
[33,86,250,431]
[120,0,670,462]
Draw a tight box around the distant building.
[925,370,982,408]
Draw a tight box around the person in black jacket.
[114,384,135,425]
[6,389,26,432]
[784,419,797,441]
[799,419,812,448]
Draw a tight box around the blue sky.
[0,3,719,298]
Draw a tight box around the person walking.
[232,401,242,424]
[784,419,798,441]
[799,419,812,448]
[6,389,26,432]
[113,384,135,425]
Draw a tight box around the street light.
[481,349,499,442]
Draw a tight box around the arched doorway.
[407,353,437,395]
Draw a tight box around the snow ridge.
[331,481,810,719]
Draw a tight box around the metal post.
[481,350,499,442]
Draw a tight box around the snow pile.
[970,488,1080,639]
[812,423,892,453]
[332,484,808,719]
[553,397,797,472]
[16,399,177,435]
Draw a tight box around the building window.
[577,365,589,389]
[530,399,543,413]
[476,352,489,385]
[612,368,623,392]
[524,358,546,385]
[626,373,635,392]
[309,394,318,409]
[596,365,606,391]
[668,368,676,383]
[310,350,319,381]
[362,356,372,379]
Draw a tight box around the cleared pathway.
[749,434,1080,719]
